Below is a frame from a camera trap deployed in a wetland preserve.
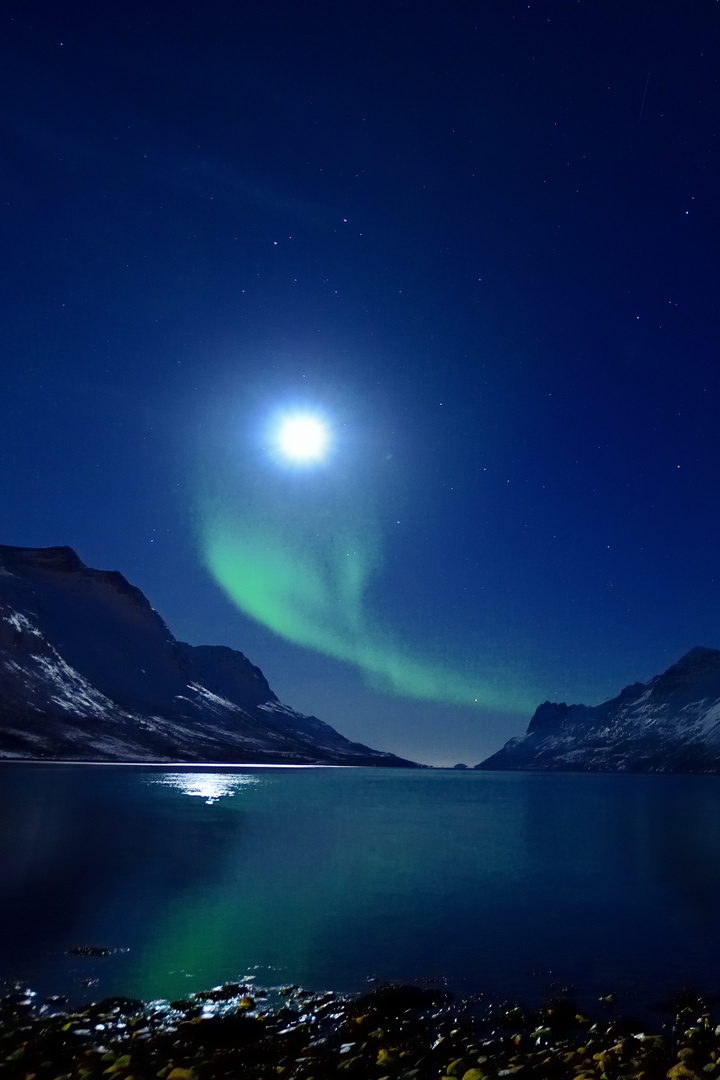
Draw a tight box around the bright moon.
[276,415,329,462]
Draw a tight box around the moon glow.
[276,414,329,463]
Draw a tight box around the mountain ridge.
[476,646,720,773]
[0,544,417,766]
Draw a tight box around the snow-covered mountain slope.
[0,544,416,766]
[476,646,720,773]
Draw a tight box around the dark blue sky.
[2,0,720,765]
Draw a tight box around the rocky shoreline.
[1,981,719,1080]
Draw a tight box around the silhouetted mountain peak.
[527,700,570,731]
[0,544,85,573]
[0,544,417,767]
[478,647,720,774]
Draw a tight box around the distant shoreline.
[0,758,347,767]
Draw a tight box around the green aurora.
[196,427,533,714]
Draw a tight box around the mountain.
[476,647,720,773]
[0,544,416,766]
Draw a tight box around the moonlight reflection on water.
[147,772,262,804]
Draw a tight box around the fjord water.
[2,765,720,1012]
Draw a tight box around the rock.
[193,983,246,1002]
[447,1058,476,1076]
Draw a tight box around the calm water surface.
[1,765,720,1012]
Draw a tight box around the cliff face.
[476,647,720,773]
[0,544,416,766]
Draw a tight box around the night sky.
[3,1,720,766]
